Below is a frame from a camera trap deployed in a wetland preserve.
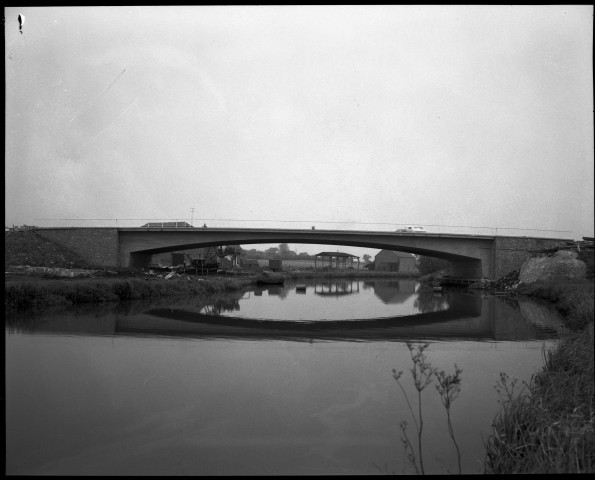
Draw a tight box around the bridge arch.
[122,230,489,278]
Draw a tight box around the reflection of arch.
[314,281,360,297]
[120,297,487,341]
[8,295,561,342]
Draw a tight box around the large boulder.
[519,250,587,284]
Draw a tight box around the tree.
[278,243,291,256]
[416,256,450,276]
[221,245,242,257]
[363,254,372,263]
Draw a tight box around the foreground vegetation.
[394,281,594,474]
[484,281,594,473]
[393,342,463,475]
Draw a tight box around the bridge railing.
[28,218,573,239]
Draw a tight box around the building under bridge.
[314,251,360,270]
[374,250,417,273]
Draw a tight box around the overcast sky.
[5,6,594,256]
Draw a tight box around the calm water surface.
[6,279,566,475]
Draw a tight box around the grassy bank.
[484,281,594,473]
[4,276,252,311]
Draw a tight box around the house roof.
[315,252,359,258]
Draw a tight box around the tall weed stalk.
[393,342,463,474]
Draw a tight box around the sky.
[5,5,594,257]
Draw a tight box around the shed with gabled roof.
[374,250,417,273]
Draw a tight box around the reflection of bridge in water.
[7,293,565,342]
[111,294,562,342]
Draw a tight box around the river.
[5,278,566,475]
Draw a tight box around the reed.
[484,329,594,473]
[555,289,594,330]
[393,342,463,475]
[484,286,594,473]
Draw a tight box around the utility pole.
[190,207,195,227]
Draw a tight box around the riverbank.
[4,269,417,312]
[484,279,594,473]
[416,258,594,472]
[4,275,247,311]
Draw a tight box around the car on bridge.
[396,226,427,233]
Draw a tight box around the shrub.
[111,281,133,300]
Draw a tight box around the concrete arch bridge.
[34,227,571,281]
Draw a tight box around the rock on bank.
[519,250,588,285]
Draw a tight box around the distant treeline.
[241,243,314,260]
